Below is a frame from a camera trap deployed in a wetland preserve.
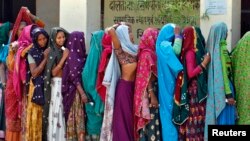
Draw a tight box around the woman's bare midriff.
[121,62,137,81]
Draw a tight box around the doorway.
[241,0,250,37]
[0,0,36,23]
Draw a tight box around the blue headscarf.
[205,22,228,140]
[156,23,183,141]
[156,23,175,49]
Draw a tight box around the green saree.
[231,31,250,124]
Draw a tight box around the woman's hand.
[120,22,132,28]
[43,48,50,59]
[62,48,69,59]
[81,92,88,103]
[11,41,18,51]
[202,53,211,67]
[227,98,236,105]
[174,26,181,35]
[149,91,159,108]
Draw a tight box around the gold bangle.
[58,64,62,69]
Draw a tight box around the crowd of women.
[0,7,250,141]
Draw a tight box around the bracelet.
[148,88,153,92]
[200,63,206,70]
[148,88,153,98]
[57,64,62,69]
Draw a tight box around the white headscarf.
[115,25,138,56]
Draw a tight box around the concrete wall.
[40,0,241,52]
[59,0,101,52]
[36,0,59,32]
[231,0,241,49]
[200,0,241,52]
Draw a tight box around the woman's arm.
[28,48,50,78]
[186,51,203,79]
[107,25,121,50]
[172,26,183,56]
[76,83,88,103]
[147,74,158,108]
[52,48,69,76]
[21,44,33,57]
[220,42,235,106]
[24,7,45,27]
[186,51,210,79]
[29,58,46,78]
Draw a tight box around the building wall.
[38,0,241,52]
[231,0,241,48]
[59,0,101,52]
[36,0,59,32]
[200,0,241,51]
[104,0,168,44]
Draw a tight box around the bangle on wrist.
[148,88,153,92]
[58,64,62,69]
[200,63,206,70]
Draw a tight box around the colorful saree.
[96,33,112,103]
[82,30,104,140]
[26,27,49,141]
[177,26,207,141]
[11,7,44,42]
[5,40,21,141]
[156,23,183,141]
[62,31,87,141]
[111,25,138,141]
[134,28,161,140]
[99,34,114,141]
[13,24,36,117]
[204,22,229,140]
[5,10,41,140]
[42,27,68,141]
[231,31,250,124]
[0,22,12,139]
